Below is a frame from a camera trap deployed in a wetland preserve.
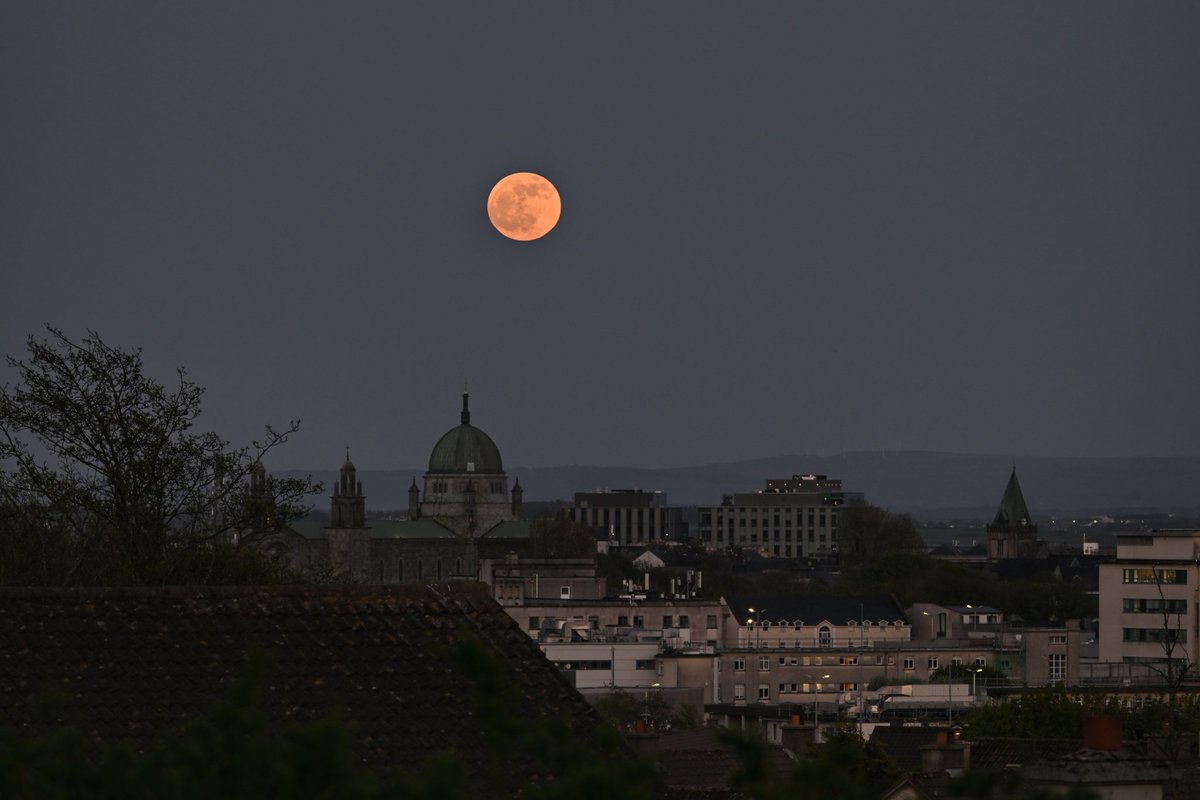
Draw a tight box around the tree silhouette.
[0,327,318,585]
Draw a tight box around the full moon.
[487,172,561,241]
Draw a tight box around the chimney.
[1085,715,1122,750]
[780,719,817,755]
[921,731,971,774]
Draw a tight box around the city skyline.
[3,3,1198,470]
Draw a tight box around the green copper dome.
[427,394,504,474]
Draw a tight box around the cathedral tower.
[328,449,370,578]
[420,393,514,537]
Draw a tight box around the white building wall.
[541,641,661,689]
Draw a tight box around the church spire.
[332,449,364,528]
[989,467,1035,532]
[461,391,470,425]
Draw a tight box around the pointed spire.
[990,467,1035,532]
[461,391,470,425]
[511,477,523,517]
[342,446,354,469]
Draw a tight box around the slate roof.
[988,554,1100,585]
[928,543,988,558]
[870,725,943,772]
[988,468,1036,533]
[0,584,615,795]
[370,517,458,538]
[967,737,1084,770]
[722,595,908,627]
[480,519,533,539]
[652,728,795,795]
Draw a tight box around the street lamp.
[808,673,831,736]
[643,682,661,730]
[972,667,984,699]
[946,663,954,723]
[748,607,766,647]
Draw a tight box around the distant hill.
[279,452,1200,517]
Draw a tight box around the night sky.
[3,3,1198,472]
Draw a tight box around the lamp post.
[946,663,953,723]
[972,667,983,699]
[748,607,766,647]
[808,673,831,738]
[643,682,661,730]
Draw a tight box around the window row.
[748,620,902,629]
[1123,627,1187,643]
[1123,598,1188,614]
[1122,568,1187,585]
[529,614,718,630]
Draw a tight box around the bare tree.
[1146,566,1192,762]
[0,326,318,585]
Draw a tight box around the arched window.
[417,560,424,581]
[398,559,405,582]
[455,558,462,576]
[818,626,832,647]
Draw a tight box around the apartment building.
[712,641,1003,708]
[724,595,912,650]
[910,601,1082,686]
[1098,530,1200,667]
[698,474,859,557]
[510,598,735,650]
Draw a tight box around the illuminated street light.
[748,607,766,647]
[808,672,831,736]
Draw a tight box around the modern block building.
[571,489,685,548]
[1098,530,1200,668]
[697,474,852,557]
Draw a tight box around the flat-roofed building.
[698,474,858,557]
[510,598,735,650]
[1098,530,1200,668]
[572,489,685,547]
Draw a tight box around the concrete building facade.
[698,474,849,557]
[572,489,684,548]
[510,598,735,651]
[1098,530,1200,668]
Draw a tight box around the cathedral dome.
[427,394,504,475]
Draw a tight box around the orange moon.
[487,172,561,241]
